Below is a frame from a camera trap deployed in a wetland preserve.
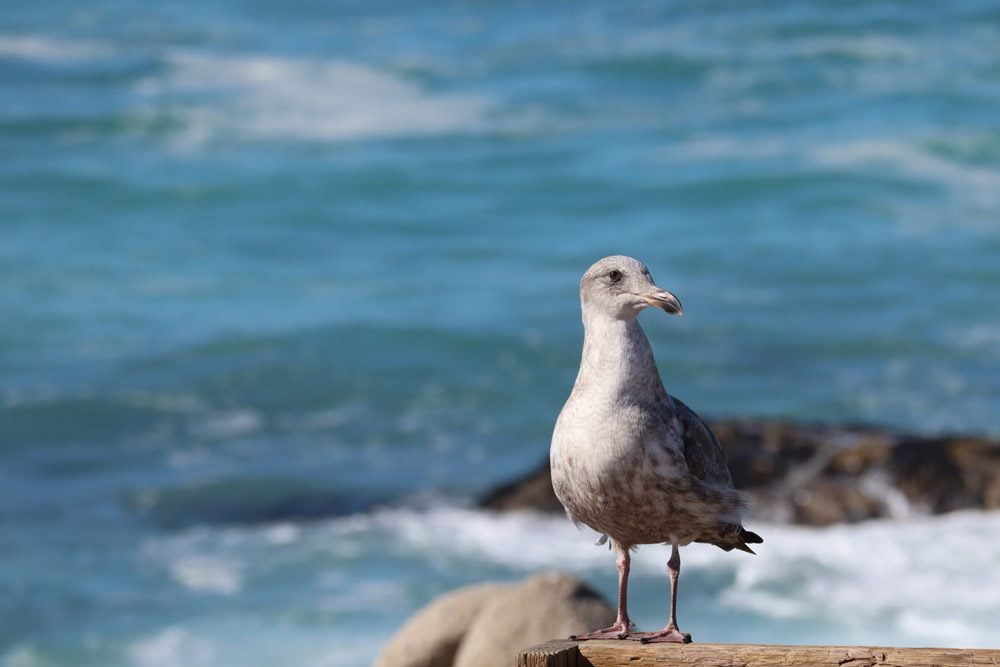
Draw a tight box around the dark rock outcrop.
[479,420,1000,526]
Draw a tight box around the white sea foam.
[665,132,1000,227]
[135,504,1000,667]
[837,358,993,436]
[124,623,383,667]
[127,627,217,667]
[0,645,43,667]
[276,404,367,433]
[724,516,1000,644]
[669,132,1000,192]
[666,135,792,162]
[955,324,1000,360]
[263,522,301,545]
[367,504,615,570]
[0,385,60,409]
[337,504,1000,648]
[0,34,112,62]
[169,555,243,594]
[814,139,1000,195]
[138,51,493,145]
[189,408,263,440]
[789,35,918,61]
[143,528,246,595]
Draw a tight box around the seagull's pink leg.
[634,543,692,643]
[571,543,634,640]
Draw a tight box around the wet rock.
[478,463,564,513]
[790,478,886,526]
[709,419,825,489]
[889,436,1000,513]
[479,419,1000,526]
[825,438,892,476]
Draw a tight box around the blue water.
[3,2,1000,665]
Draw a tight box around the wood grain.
[515,640,1000,667]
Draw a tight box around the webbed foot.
[569,621,634,641]
[633,626,691,644]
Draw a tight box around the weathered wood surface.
[515,639,1000,667]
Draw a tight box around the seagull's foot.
[569,621,634,641]
[633,625,692,644]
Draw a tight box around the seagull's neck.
[575,312,667,400]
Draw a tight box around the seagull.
[550,255,762,643]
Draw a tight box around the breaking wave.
[129,501,1000,666]
[137,51,495,146]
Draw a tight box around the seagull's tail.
[700,525,763,554]
[733,528,764,554]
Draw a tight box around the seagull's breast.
[550,389,687,536]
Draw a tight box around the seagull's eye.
[608,269,623,283]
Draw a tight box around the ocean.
[2,1,999,665]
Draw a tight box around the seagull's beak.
[640,288,683,316]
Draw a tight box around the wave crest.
[138,51,494,145]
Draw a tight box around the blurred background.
[2,1,999,665]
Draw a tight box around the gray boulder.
[376,573,613,667]
[453,572,614,667]
[374,582,510,667]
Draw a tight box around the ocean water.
[2,1,1000,665]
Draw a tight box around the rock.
[710,419,827,489]
[375,573,613,667]
[790,478,885,526]
[479,419,1000,526]
[889,436,1000,513]
[825,438,892,476]
[453,572,614,667]
[374,582,510,667]
[478,461,563,513]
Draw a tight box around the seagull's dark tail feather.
[699,525,763,554]
[735,528,764,554]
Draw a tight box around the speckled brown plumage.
[550,256,762,643]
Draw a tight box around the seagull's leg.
[570,542,633,640]
[612,545,634,633]
[634,542,692,643]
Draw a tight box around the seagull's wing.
[670,396,763,552]
[670,396,734,488]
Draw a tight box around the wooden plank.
[516,640,1000,667]
[515,640,581,667]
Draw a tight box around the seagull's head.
[579,255,683,321]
